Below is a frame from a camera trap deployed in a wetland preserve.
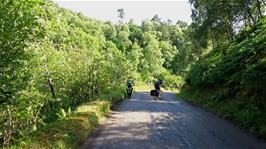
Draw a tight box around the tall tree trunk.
[247,8,256,25]
[256,0,263,18]
[211,33,215,49]
[227,22,234,42]
[48,78,55,98]
[244,11,249,38]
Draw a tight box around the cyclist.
[126,77,134,98]
[154,79,163,99]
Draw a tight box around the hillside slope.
[181,17,266,137]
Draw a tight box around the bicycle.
[125,85,133,99]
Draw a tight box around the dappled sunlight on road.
[81,92,266,149]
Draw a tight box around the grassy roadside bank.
[178,87,266,139]
[9,94,124,149]
[7,82,176,149]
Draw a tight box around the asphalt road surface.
[81,91,266,149]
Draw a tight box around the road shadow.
[81,91,266,149]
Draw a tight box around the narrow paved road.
[81,91,266,149]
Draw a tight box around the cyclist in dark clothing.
[154,79,163,99]
[126,77,134,87]
[154,80,162,90]
[126,77,134,98]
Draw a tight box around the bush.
[185,17,266,102]
[181,17,266,138]
[15,100,112,149]
[0,1,130,147]
[157,69,184,89]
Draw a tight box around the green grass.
[178,87,266,138]
[6,87,126,149]
[10,100,112,149]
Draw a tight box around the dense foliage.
[182,0,266,137]
[190,0,265,48]
[186,17,266,102]
[0,0,190,147]
[1,0,265,147]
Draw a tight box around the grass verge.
[178,87,266,139]
[13,100,110,149]
[10,88,125,149]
